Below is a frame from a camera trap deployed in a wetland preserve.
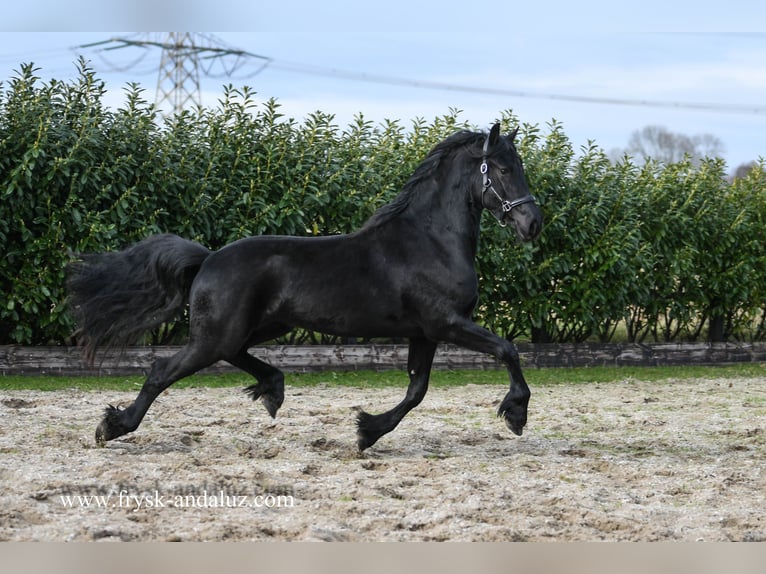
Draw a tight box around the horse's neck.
[390,175,482,258]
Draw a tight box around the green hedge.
[2,61,765,345]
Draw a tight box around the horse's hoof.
[243,384,284,418]
[95,420,110,446]
[356,433,375,452]
[95,404,126,445]
[261,393,283,419]
[354,409,378,451]
[497,405,526,437]
[504,416,524,437]
[356,431,374,452]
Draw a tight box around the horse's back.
[201,233,363,279]
[188,231,422,339]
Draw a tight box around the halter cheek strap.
[481,133,536,227]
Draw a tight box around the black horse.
[67,123,543,450]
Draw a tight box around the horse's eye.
[500,168,509,175]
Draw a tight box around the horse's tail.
[66,233,212,363]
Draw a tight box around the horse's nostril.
[528,219,540,239]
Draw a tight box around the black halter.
[480,132,536,227]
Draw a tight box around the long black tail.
[66,233,211,363]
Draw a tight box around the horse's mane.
[362,130,484,229]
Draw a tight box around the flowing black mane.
[362,130,484,229]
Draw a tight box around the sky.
[1,1,765,173]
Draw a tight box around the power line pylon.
[80,33,271,117]
[155,32,201,114]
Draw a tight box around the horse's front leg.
[434,318,530,436]
[356,337,438,451]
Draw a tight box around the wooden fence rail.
[2,342,766,376]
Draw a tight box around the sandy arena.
[1,375,764,541]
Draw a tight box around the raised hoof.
[503,416,525,437]
[261,393,283,419]
[497,404,527,437]
[243,384,284,418]
[355,409,379,452]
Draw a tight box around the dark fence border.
[2,342,766,376]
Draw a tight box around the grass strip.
[1,363,764,391]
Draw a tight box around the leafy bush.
[2,61,765,345]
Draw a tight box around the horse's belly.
[288,296,421,339]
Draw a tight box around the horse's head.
[477,123,543,242]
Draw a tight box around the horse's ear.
[488,122,501,146]
[509,126,519,142]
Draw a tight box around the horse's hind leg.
[229,349,285,418]
[356,337,437,451]
[95,342,218,445]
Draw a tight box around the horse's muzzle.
[508,205,543,242]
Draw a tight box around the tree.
[622,125,725,165]
[731,161,760,181]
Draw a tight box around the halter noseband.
[481,132,536,227]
